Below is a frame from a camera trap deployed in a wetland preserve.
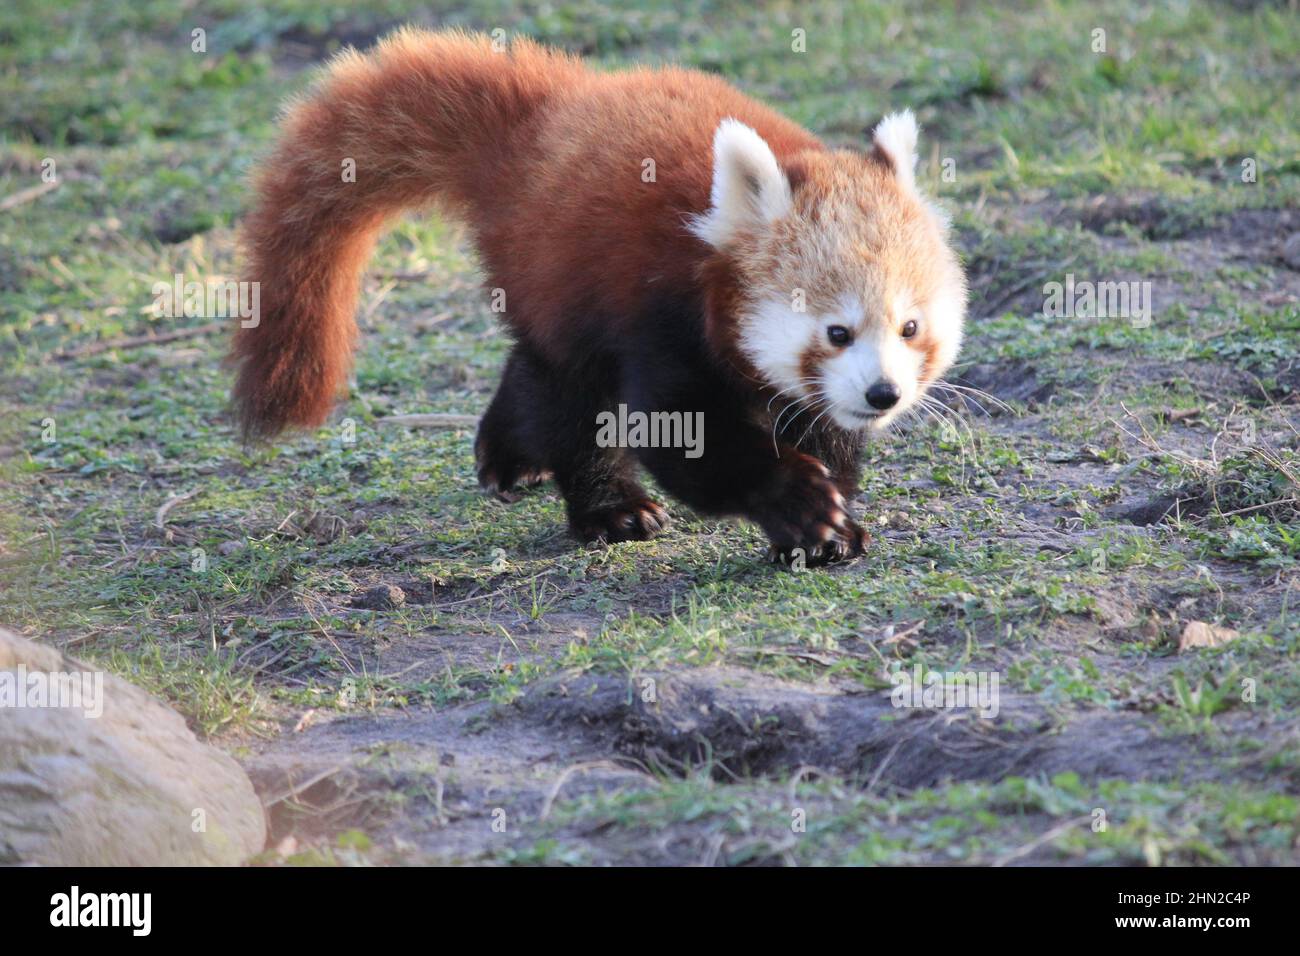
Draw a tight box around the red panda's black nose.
[866,381,900,410]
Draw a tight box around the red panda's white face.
[693,113,967,434]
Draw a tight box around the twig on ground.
[377,413,481,428]
[259,764,348,808]
[155,490,199,533]
[539,760,647,821]
[991,814,1093,867]
[864,736,907,794]
[0,179,59,212]
[59,321,225,359]
[732,646,838,666]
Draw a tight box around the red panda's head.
[692,112,967,433]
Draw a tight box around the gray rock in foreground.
[0,626,265,865]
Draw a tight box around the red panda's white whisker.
[916,395,978,453]
[928,384,993,418]
[772,388,829,455]
[772,387,823,435]
[795,403,838,450]
[773,398,821,448]
[765,379,819,415]
[929,381,1014,415]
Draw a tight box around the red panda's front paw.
[757,456,871,567]
[769,518,871,568]
[571,498,670,544]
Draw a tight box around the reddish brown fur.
[230,28,825,438]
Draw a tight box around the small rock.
[302,511,347,542]
[1178,621,1240,652]
[351,584,406,611]
[1281,233,1300,271]
[293,709,318,733]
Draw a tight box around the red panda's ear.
[690,118,793,248]
[870,110,919,191]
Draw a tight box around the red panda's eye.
[827,325,852,347]
[901,319,918,338]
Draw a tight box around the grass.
[491,773,1300,867]
[1,0,1298,865]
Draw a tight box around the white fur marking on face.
[872,111,919,191]
[690,119,793,248]
[737,295,814,395]
[925,280,967,379]
[893,291,916,327]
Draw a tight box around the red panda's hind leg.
[475,347,555,500]
[548,400,669,545]
[477,343,668,543]
[553,428,670,545]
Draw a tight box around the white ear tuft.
[872,110,919,190]
[690,119,792,248]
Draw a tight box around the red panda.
[230,28,967,566]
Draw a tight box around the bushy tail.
[229,28,584,440]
